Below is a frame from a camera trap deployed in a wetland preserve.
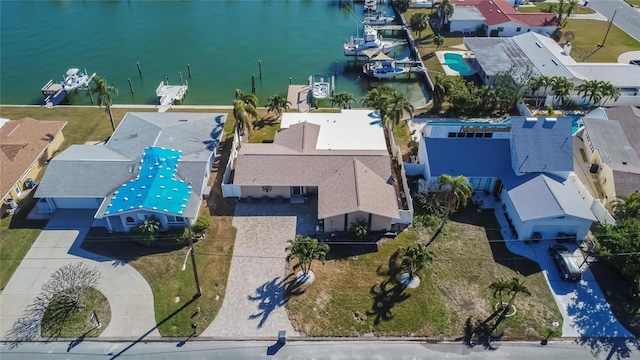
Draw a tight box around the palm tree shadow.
[248,274,305,329]
[366,279,411,325]
[252,117,279,130]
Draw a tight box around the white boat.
[363,60,407,79]
[364,0,377,13]
[363,11,395,25]
[310,75,332,100]
[62,68,95,92]
[343,25,402,57]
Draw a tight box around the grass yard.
[624,0,640,7]
[41,288,110,338]
[286,208,562,338]
[517,3,595,14]
[558,19,640,62]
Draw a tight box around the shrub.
[350,218,369,241]
[413,213,441,230]
[192,216,210,236]
[546,104,554,115]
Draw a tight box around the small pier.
[369,24,405,31]
[287,84,310,112]
[156,82,188,106]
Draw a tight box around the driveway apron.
[0,210,159,340]
[202,202,312,337]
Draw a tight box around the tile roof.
[508,13,559,27]
[0,117,66,199]
[233,122,399,219]
[509,116,573,174]
[476,0,512,26]
[505,173,596,221]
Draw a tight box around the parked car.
[548,245,582,282]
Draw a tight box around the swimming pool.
[443,53,472,75]
[571,114,584,134]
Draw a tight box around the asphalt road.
[588,0,640,42]
[1,339,640,360]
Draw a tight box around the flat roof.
[280,110,387,151]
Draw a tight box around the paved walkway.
[618,50,640,63]
[485,202,633,338]
[202,201,317,337]
[287,85,310,112]
[0,210,159,341]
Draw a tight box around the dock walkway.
[156,82,188,106]
[287,84,310,112]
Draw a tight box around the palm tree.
[88,76,119,131]
[611,191,640,220]
[504,277,531,312]
[399,243,432,281]
[600,82,620,106]
[387,91,414,127]
[350,218,369,241]
[426,174,473,247]
[576,80,602,107]
[330,92,356,109]
[433,34,445,51]
[431,73,451,113]
[285,235,330,278]
[489,279,510,310]
[410,12,429,40]
[434,0,454,31]
[557,0,565,23]
[233,89,259,136]
[565,0,579,22]
[135,216,161,243]
[266,94,291,119]
[361,85,395,127]
[528,75,551,108]
[550,76,574,107]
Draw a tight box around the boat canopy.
[361,49,383,59]
[66,68,80,76]
[371,52,393,61]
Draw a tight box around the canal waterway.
[0,0,429,107]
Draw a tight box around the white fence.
[568,174,615,225]
[516,101,534,117]
[543,94,640,108]
[221,128,241,198]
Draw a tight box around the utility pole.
[188,223,202,298]
[600,9,617,47]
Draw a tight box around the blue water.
[0,1,429,106]
[443,53,471,74]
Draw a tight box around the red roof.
[476,0,559,27]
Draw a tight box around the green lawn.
[556,19,640,62]
[286,208,562,338]
[517,3,595,14]
[623,0,640,7]
[41,288,110,338]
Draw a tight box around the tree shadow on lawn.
[248,274,306,329]
[366,251,411,325]
[325,243,378,261]
[252,117,279,131]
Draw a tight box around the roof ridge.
[542,175,564,212]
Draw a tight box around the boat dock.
[156,82,188,106]
[287,84,310,112]
[369,24,405,31]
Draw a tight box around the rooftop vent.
[179,119,188,122]
[535,42,542,48]
[551,59,558,66]
[497,9,501,13]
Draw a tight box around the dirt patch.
[315,289,331,310]
[438,281,490,319]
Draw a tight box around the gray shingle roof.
[602,106,640,158]
[506,174,596,221]
[510,116,573,173]
[36,112,226,219]
[582,117,640,167]
[608,163,640,197]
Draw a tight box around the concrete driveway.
[494,212,632,338]
[0,210,159,342]
[202,201,317,338]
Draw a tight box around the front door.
[291,186,304,195]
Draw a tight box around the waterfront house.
[416,116,596,241]
[573,106,640,211]
[463,32,640,107]
[35,112,226,232]
[223,110,405,232]
[0,117,66,212]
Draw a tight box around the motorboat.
[343,25,403,57]
[363,60,407,79]
[363,11,395,26]
[62,68,95,92]
[310,75,332,100]
[364,0,377,13]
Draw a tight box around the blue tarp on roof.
[425,137,512,177]
[105,147,192,216]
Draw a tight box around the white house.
[35,112,226,232]
[416,116,596,241]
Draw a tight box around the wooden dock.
[369,24,405,31]
[287,84,310,112]
[156,82,188,106]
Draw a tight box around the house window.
[516,27,521,32]
[456,133,466,138]
[474,132,484,138]
[126,216,135,224]
[167,215,184,223]
[483,132,493,138]
[13,184,21,195]
[497,27,504,32]
[465,133,474,138]
[448,132,457,138]
[262,186,273,193]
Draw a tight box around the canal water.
[0,1,429,107]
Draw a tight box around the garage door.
[53,197,102,209]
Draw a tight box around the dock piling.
[259,60,262,79]
[179,71,183,85]
[187,64,192,77]
[164,75,168,85]
[251,74,256,94]
[335,61,338,77]
[128,78,134,94]
[289,77,292,85]
[137,62,142,77]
